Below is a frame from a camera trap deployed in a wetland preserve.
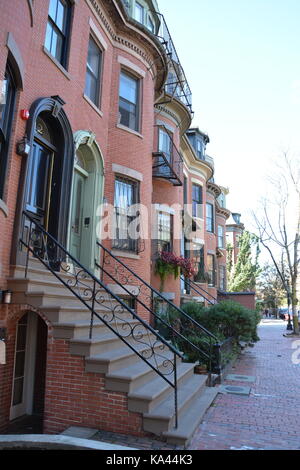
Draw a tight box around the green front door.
[70,168,89,265]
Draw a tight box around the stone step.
[127,362,197,414]
[105,350,180,393]
[85,339,173,374]
[8,277,113,300]
[162,387,218,447]
[10,289,122,310]
[11,260,100,286]
[52,317,143,340]
[142,374,210,435]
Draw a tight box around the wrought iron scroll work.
[97,241,221,373]
[20,211,181,427]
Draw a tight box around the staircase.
[10,212,219,447]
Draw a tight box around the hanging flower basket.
[155,251,197,292]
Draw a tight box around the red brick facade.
[0,0,234,435]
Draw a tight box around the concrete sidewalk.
[188,320,300,450]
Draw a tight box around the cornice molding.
[215,200,231,219]
[207,181,222,198]
[86,0,165,83]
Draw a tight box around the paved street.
[189,320,300,450]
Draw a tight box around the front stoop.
[9,261,219,447]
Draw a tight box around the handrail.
[181,276,218,305]
[20,211,181,428]
[96,241,220,374]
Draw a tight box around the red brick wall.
[218,292,256,311]
[44,338,145,436]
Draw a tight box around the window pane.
[45,22,53,54]
[134,2,144,23]
[13,377,24,406]
[87,38,101,76]
[148,16,155,32]
[114,177,138,252]
[85,71,98,104]
[0,78,8,124]
[51,30,63,62]
[56,0,67,33]
[48,0,58,22]
[120,73,137,104]
[119,98,137,130]
[159,129,172,162]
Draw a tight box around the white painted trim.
[191,177,204,186]
[118,55,146,78]
[112,163,143,182]
[111,250,140,260]
[116,123,144,139]
[156,119,175,133]
[83,94,103,117]
[89,18,108,50]
[154,204,175,215]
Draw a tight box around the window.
[218,225,224,248]
[192,184,203,218]
[113,176,139,252]
[219,266,226,291]
[157,212,173,253]
[194,247,205,282]
[45,0,71,67]
[196,139,203,159]
[85,36,102,107]
[148,16,155,33]
[119,71,140,131]
[0,63,16,199]
[207,254,215,287]
[158,127,172,164]
[206,203,214,232]
[134,2,144,23]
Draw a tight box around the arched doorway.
[10,312,48,427]
[69,131,104,272]
[14,97,74,265]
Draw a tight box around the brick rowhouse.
[0,0,236,439]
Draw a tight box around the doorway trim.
[68,130,105,272]
[12,96,74,266]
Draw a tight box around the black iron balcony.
[119,0,193,114]
[152,125,183,186]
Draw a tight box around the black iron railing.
[153,11,193,113]
[181,276,218,306]
[119,0,193,113]
[96,241,221,376]
[152,125,183,186]
[20,211,183,428]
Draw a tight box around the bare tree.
[253,152,300,335]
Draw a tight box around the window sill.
[116,124,143,139]
[0,199,9,218]
[42,46,71,80]
[111,249,140,260]
[83,94,103,117]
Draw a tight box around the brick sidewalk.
[188,320,300,450]
[92,320,300,450]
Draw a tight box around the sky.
[157,0,300,233]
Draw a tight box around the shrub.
[155,300,261,366]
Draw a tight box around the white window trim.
[118,56,146,78]
[89,18,108,50]
[112,163,143,182]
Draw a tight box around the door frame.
[12,96,74,267]
[10,312,38,421]
[68,131,104,272]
